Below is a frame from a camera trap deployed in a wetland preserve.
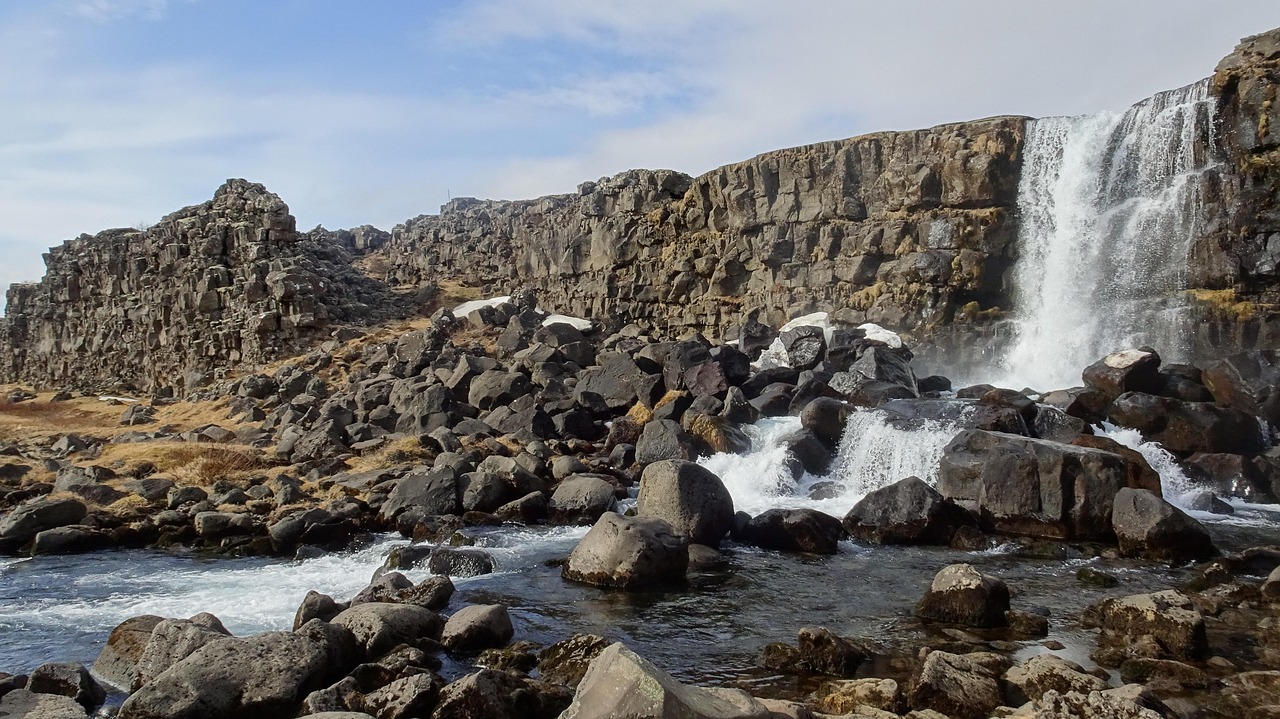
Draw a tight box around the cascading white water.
[1001,80,1220,391]
[699,410,964,517]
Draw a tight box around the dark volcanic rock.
[734,508,844,554]
[915,563,1010,628]
[843,476,970,545]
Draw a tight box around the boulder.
[537,634,613,688]
[812,678,903,714]
[31,526,110,555]
[562,512,688,590]
[441,604,515,653]
[1083,590,1207,660]
[27,663,105,712]
[780,325,826,371]
[132,616,232,691]
[362,673,443,719]
[850,346,918,396]
[294,591,344,629]
[907,651,1004,719]
[1112,488,1216,562]
[1108,391,1266,455]
[427,547,494,577]
[117,630,336,719]
[548,475,617,525]
[915,563,1010,628]
[560,642,770,719]
[1202,349,1280,428]
[734,508,843,554]
[799,397,849,448]
[377,469,460,521]
[1001,654,1109,705]
[1082,349,1163,402]
[635,460,734,545]
[432,669,572,719]
[0,689,88,719]
[192,511,255,539]
[938,429,1128,540]
[468,370,532,410]
[92,614,163,690]
[0,497,87,547]
[331,603,444,660]
[634,419,695,466]
[843,476,970,545]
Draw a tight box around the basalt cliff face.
[385,117,1023,340]
[2,29,1280,395]
[0,180,409,395]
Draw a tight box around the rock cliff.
[384,117,1024,339]
[0,180,410,395]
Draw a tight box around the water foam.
[699,410,964,517]
[1001,81,1219,390]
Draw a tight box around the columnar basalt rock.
[382,120,1026,341]
[0,180,410,395]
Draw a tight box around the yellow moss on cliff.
[1187,288,1259,320]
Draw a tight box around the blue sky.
[1,1,1278,302]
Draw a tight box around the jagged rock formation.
[1205,28,1280,347]
[0,180,411,395]
[385,118,1023,337]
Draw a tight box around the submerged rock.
[1084,590,1208,660]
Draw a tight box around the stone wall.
[0,180,409,395]
[385,117,1026,341]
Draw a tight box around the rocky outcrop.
[383,120,1024,341]
[0,180,410,395]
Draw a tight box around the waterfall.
[699,410,964,517]
[1000,80,1220,391]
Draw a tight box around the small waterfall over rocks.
[1001,80,1221,391]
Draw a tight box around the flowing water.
[4,408,1274,696]
[999,80,1220,391]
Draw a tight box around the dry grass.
[686,413,734,453]
[0,392,244,447]
[93,441,271,488]
[344,435,432,472]
[626,402,655,425]
[435,278,483,309]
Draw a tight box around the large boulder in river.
[734,508,843,554]
[843,476,971,545]
[1107,391,1266,455]
[938,429,1129,540]
[92,615,163,690]
[132,616,232,691]
[562,512,688,590]
[800,397,850,447]
[27,662,105,712]
[915,563,1010,628]
[118,629,341,719]
[0,497,87,547]
[1202,349,1280,428]
[1112,488,1216,562]
[560,642,771,719]
[636,460,734,545]
[1082,348,1164,402]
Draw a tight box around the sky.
[1,1,1278,303]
